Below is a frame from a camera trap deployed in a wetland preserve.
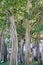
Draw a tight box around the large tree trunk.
[20,38,24,63]
[0,33,2,60]
[25,20,33,65]
[9,16,18,65]
[35,0,42,64]
[35,33,42,65]
[0,33,1,52]
[1,37,4,62]
[1,35,7,62]
[0,27,7,62]
[1,37,7,62]
[25,0,33,65]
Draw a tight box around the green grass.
[0,61,9,65]
[18,61,38,65]
[33,61,38,65]
[0,61,38,65]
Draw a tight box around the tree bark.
[25,0,33,65]
[20,38,24,63]
[0,33,2,60]
[0,33,1,52]
[35,33,42,65]
[25,20,33,65]
[9,16,18,65]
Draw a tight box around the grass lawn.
[0,61,9,65]
[0,61,38,65]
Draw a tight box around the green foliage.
[37,22,43,32]
[24,11,31,20]
[0,0,43,40]
[32,22,43,33]
[16,20,25,38]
